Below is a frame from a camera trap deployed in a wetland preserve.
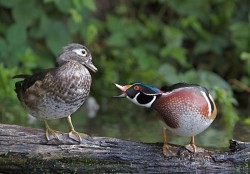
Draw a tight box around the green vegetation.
[0,0,249,146]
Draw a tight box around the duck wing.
[13,68,54,101]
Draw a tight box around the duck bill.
[113,83,131,98]
[84,58,98,73]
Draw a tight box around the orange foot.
[185,136,205,153]
[185,143,205,153]
[162,143,177,156]
[162,128,177,156]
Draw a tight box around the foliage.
[0,0,249,144]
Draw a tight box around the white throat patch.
[127,93,157,108]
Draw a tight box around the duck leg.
[162,128,175,156]
[44,120,65,141]
[185,136,196,152]
[185,136,205,153]
[67,115,89,142]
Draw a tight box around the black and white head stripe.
[127,92,159,108]
[125,83,162,108]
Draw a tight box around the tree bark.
[0,124,249,173]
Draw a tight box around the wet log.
[0,123,249,173]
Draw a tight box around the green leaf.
[240,52,250,61]
[106,32,128,48]
[180,16,208,39]
[244,117,250,125]
[0,35,27,67]
[68,18,81,34]
[18,49,38,71]
[184,70,232,92]
[71,0,96,11]
[0,64,17,95]
[6,23,26,45]
[158,63,180,84]
[85,24,98,45]
[0,0,21,7]
[81,0,96,11]
[69,9,82,23]
[45,21,71,55]
[106,15,124,32]
[230,22,250,52]
[12,0,40,27]
[8,44,27,67]
[194,34,228,55]
[167,0,209,20]
[131,48,158,70]
[163,26,184,47]
[215,87,239,127]
[30,15,50,39]
[0,37,8,58]
[0,38,10,66]
[160,47,189,67]
[54,0,72,13]
[43,0,55,3]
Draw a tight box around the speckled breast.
[23,62,92,120]
[152,87,216,136]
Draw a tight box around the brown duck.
[13,43,97,142]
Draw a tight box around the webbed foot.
[162,143,176,156]
[185,136,205,153]
[44,120,65,141]
[67,115,90,142]
[68,130,89,142]
[162,128,176,156]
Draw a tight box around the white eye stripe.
[73,48,88,57]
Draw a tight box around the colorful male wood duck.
[13,43,97,142]
[113,82,217,155]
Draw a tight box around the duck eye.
[81,49,87,56]
[134,85,140,90]
[73,48,88,56]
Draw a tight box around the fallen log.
[0,124,249,173]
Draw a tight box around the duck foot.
[68,130,90,143]
[162,143,177,156]
[185,143,205,153]
[184,136,204,153]
[44,120,65,141]
[46,129,66,141]
[162,128,177,156]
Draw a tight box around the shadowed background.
[0,0,249,148]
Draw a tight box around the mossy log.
[0,124,249,173]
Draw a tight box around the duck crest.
[113,81,217,155]
[130,82,162,95]
[115,82,162,108]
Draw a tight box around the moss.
[0,152,132,173]
[0,153,27,165]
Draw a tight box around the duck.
[113,82,217,155]
[13,43,97,142]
